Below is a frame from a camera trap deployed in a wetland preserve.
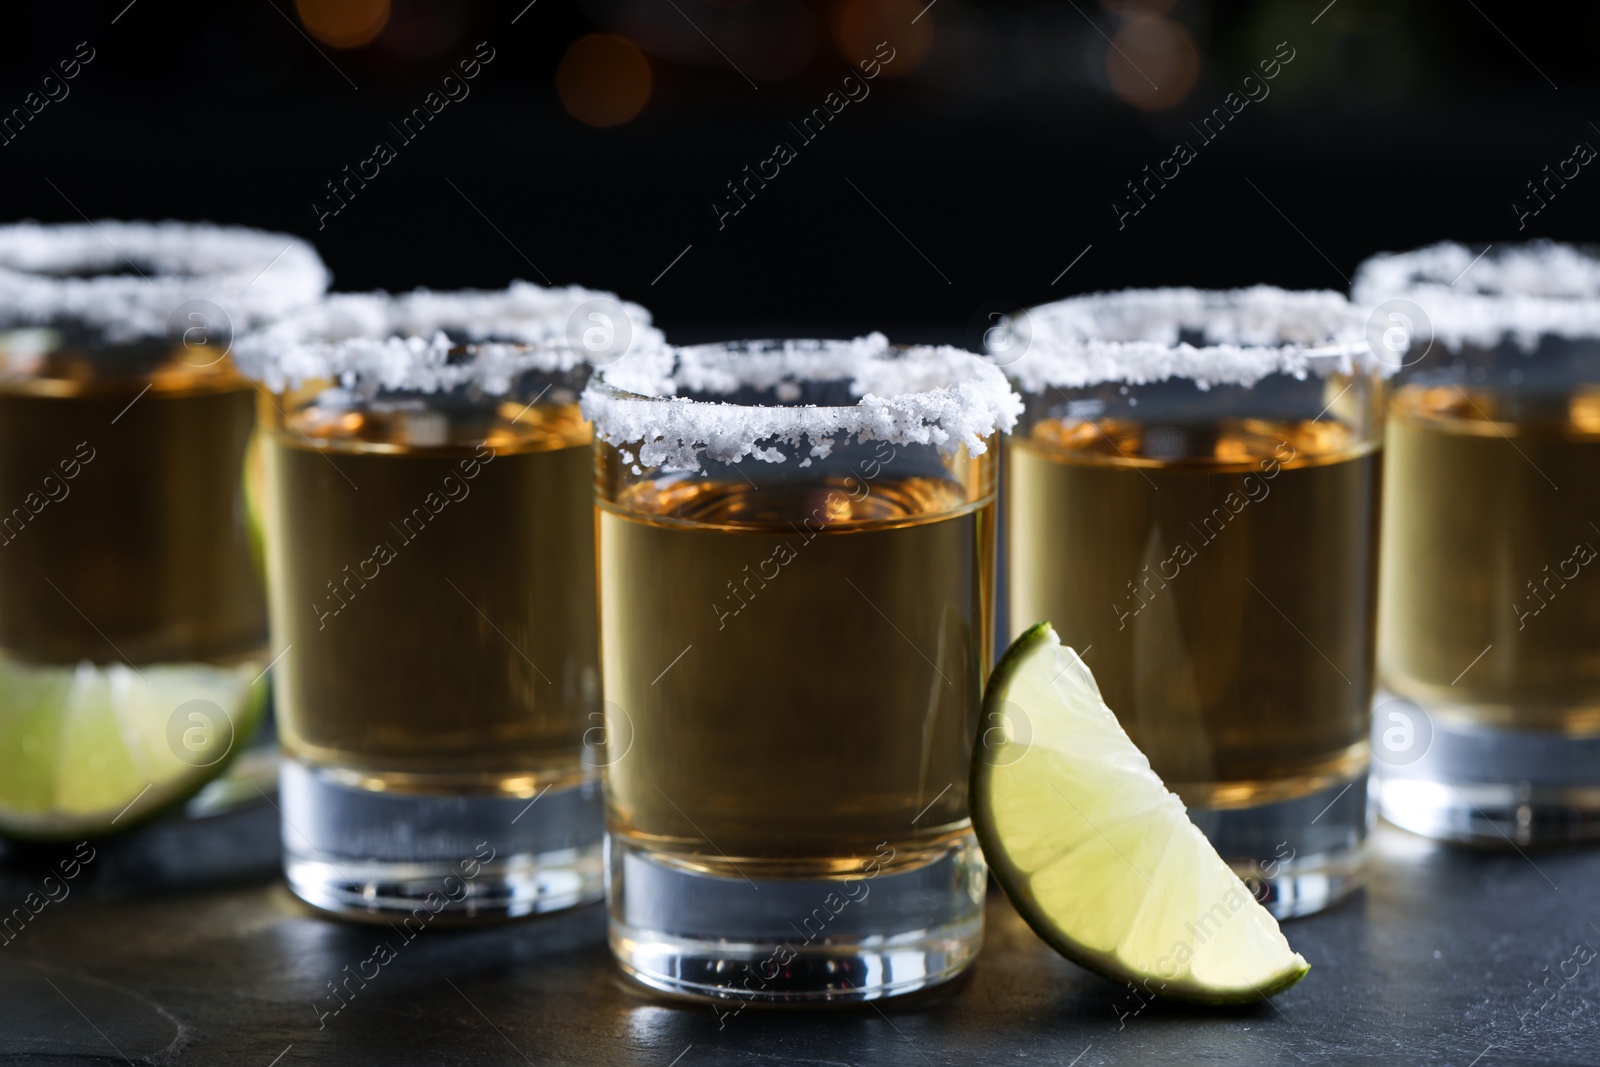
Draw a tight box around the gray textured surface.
[0,803,1596,1066]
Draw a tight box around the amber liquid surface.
[1380,384,1600,732]
[263,395,597,789]
[599,461,993,877]
[0,348,264,666]
[1008,417,1380,807]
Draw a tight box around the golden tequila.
[1380,384,1600,732]
[260,390,597,790]
[599,462,993,877]
[0,342,263,667]
[1008,416,1380,808]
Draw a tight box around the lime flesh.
[0,659,265,840]
[973,622,1310,1004]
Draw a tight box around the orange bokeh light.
[295,0,391,49]
[557,34,653,129]
[1106,16,1199,112]
[835,0,932,77]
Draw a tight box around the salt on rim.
[993,285,1382,393]
[1351,240,1600,350]
[0,220,330,341]
[233,282,665,396]
[582,334,1023,473]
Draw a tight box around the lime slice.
[0,659,266,840]
[973,622,1309,1003]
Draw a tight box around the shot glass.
[586,336,1019,1003]
[992,288,1388,917]
[0,221,327,830]
[1354,242,1600,844]
[235,284,659,918]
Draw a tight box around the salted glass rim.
[1351,240,1600,350]
[991,285,1382,393]
[0,220,330,342]
[233,284,663,396]
[582,334,1023,473]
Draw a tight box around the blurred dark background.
[1,0,1595,346]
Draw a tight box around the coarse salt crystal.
[994,286,1383,392]
[1352,240,1600,350]
[583,335,1023,473]
[0,219,329,341]
[234,282,664,395]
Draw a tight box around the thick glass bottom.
[280,757,604,920]
[607,832,986,1004]
[1376,777,1600,845]
[1188,772,1369,919]
[1371,693,1600,844]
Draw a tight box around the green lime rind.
[973,622,1309,1006]
[0,660,267,842]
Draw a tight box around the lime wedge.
[973,622,1310,1003]
[0,659,266,840]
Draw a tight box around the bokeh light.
[835,0,933,77]
[557,34,653,129]
[1106,16,1198,111]
[295,0,391,49]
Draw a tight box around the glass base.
[1188,773,1369,919]
[1376,777,1600,845]
[280,758,604,920]
[1372,698,1600,844]
[607,831,986,1004]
